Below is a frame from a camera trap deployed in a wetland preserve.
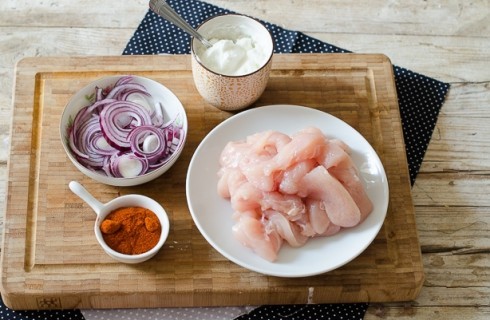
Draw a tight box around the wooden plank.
[413,174,490,207]
[400,286,490,307]
[1,27,487,84]
[0,27,135,60]
[420,83,490,171]
[416,206,490,252]
[208,0,489,37]
[1,0,487,38]
[315,34,490,83]
[0,0,147,28]
[1,54,423,310]
[422,253,490,287]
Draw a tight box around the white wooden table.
[0,1,488,319]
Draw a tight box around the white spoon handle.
[69,181,105,216]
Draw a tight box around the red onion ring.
[69,111,118,169]
[99,100,153,149]
[107,153,149,178]
[128,125,167,164]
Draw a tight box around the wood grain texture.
[1,54,423,310]
[0,0,488,318]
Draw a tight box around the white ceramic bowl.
[191,14,274,111]
[60,75,188,186]
[69,181,170,264]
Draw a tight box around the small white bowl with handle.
[69,180,170,264]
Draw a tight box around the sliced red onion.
[128,125,167,164]
[91,131,119,156]
[148,125,185,169]
[99,100,153,149]
[67,76,185,178]
[68,106,91,159]
[108,153,149,178]
[114,75,136,87]
[86,98,118,115]
[69,112,118,169]
[105,82,150,100]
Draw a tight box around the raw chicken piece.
[318,221,342,237]
[278,159,317,194]
[306,199,331,235]
[230,181,263,212]
[238,131,290,191]
[328,156,374,222]
[219,139,250,168]
[232,209,262,221]
[260,191,305,220]
[239,158,279,192]
[217,167,232,198]
[306,199,341,236]
[316,138,350,169]
[299,166,361,228]
[263,210,308,247]
[232,214,283,262]
[217,167,247,198]
[219,131,290,192]
[246,130,291,157]
[264,127,326,175]
[293,212,317,237]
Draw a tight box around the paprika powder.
[100,206,161,255]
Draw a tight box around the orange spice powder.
[100,206,161,255]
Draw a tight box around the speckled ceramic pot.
[191,14,274,111]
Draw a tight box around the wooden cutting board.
[1,54,424,310]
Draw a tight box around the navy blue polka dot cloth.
[234,303,369,320]
[124,0,451,186]
[0,0,450,319]
[0,302,85,320]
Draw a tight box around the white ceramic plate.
[186,105,389,277]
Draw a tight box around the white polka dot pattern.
[0,300,85,320]
[394,66,450,184]
[82,306,256,320]
[235,303,369,320]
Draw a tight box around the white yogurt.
[196,33,269,76]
